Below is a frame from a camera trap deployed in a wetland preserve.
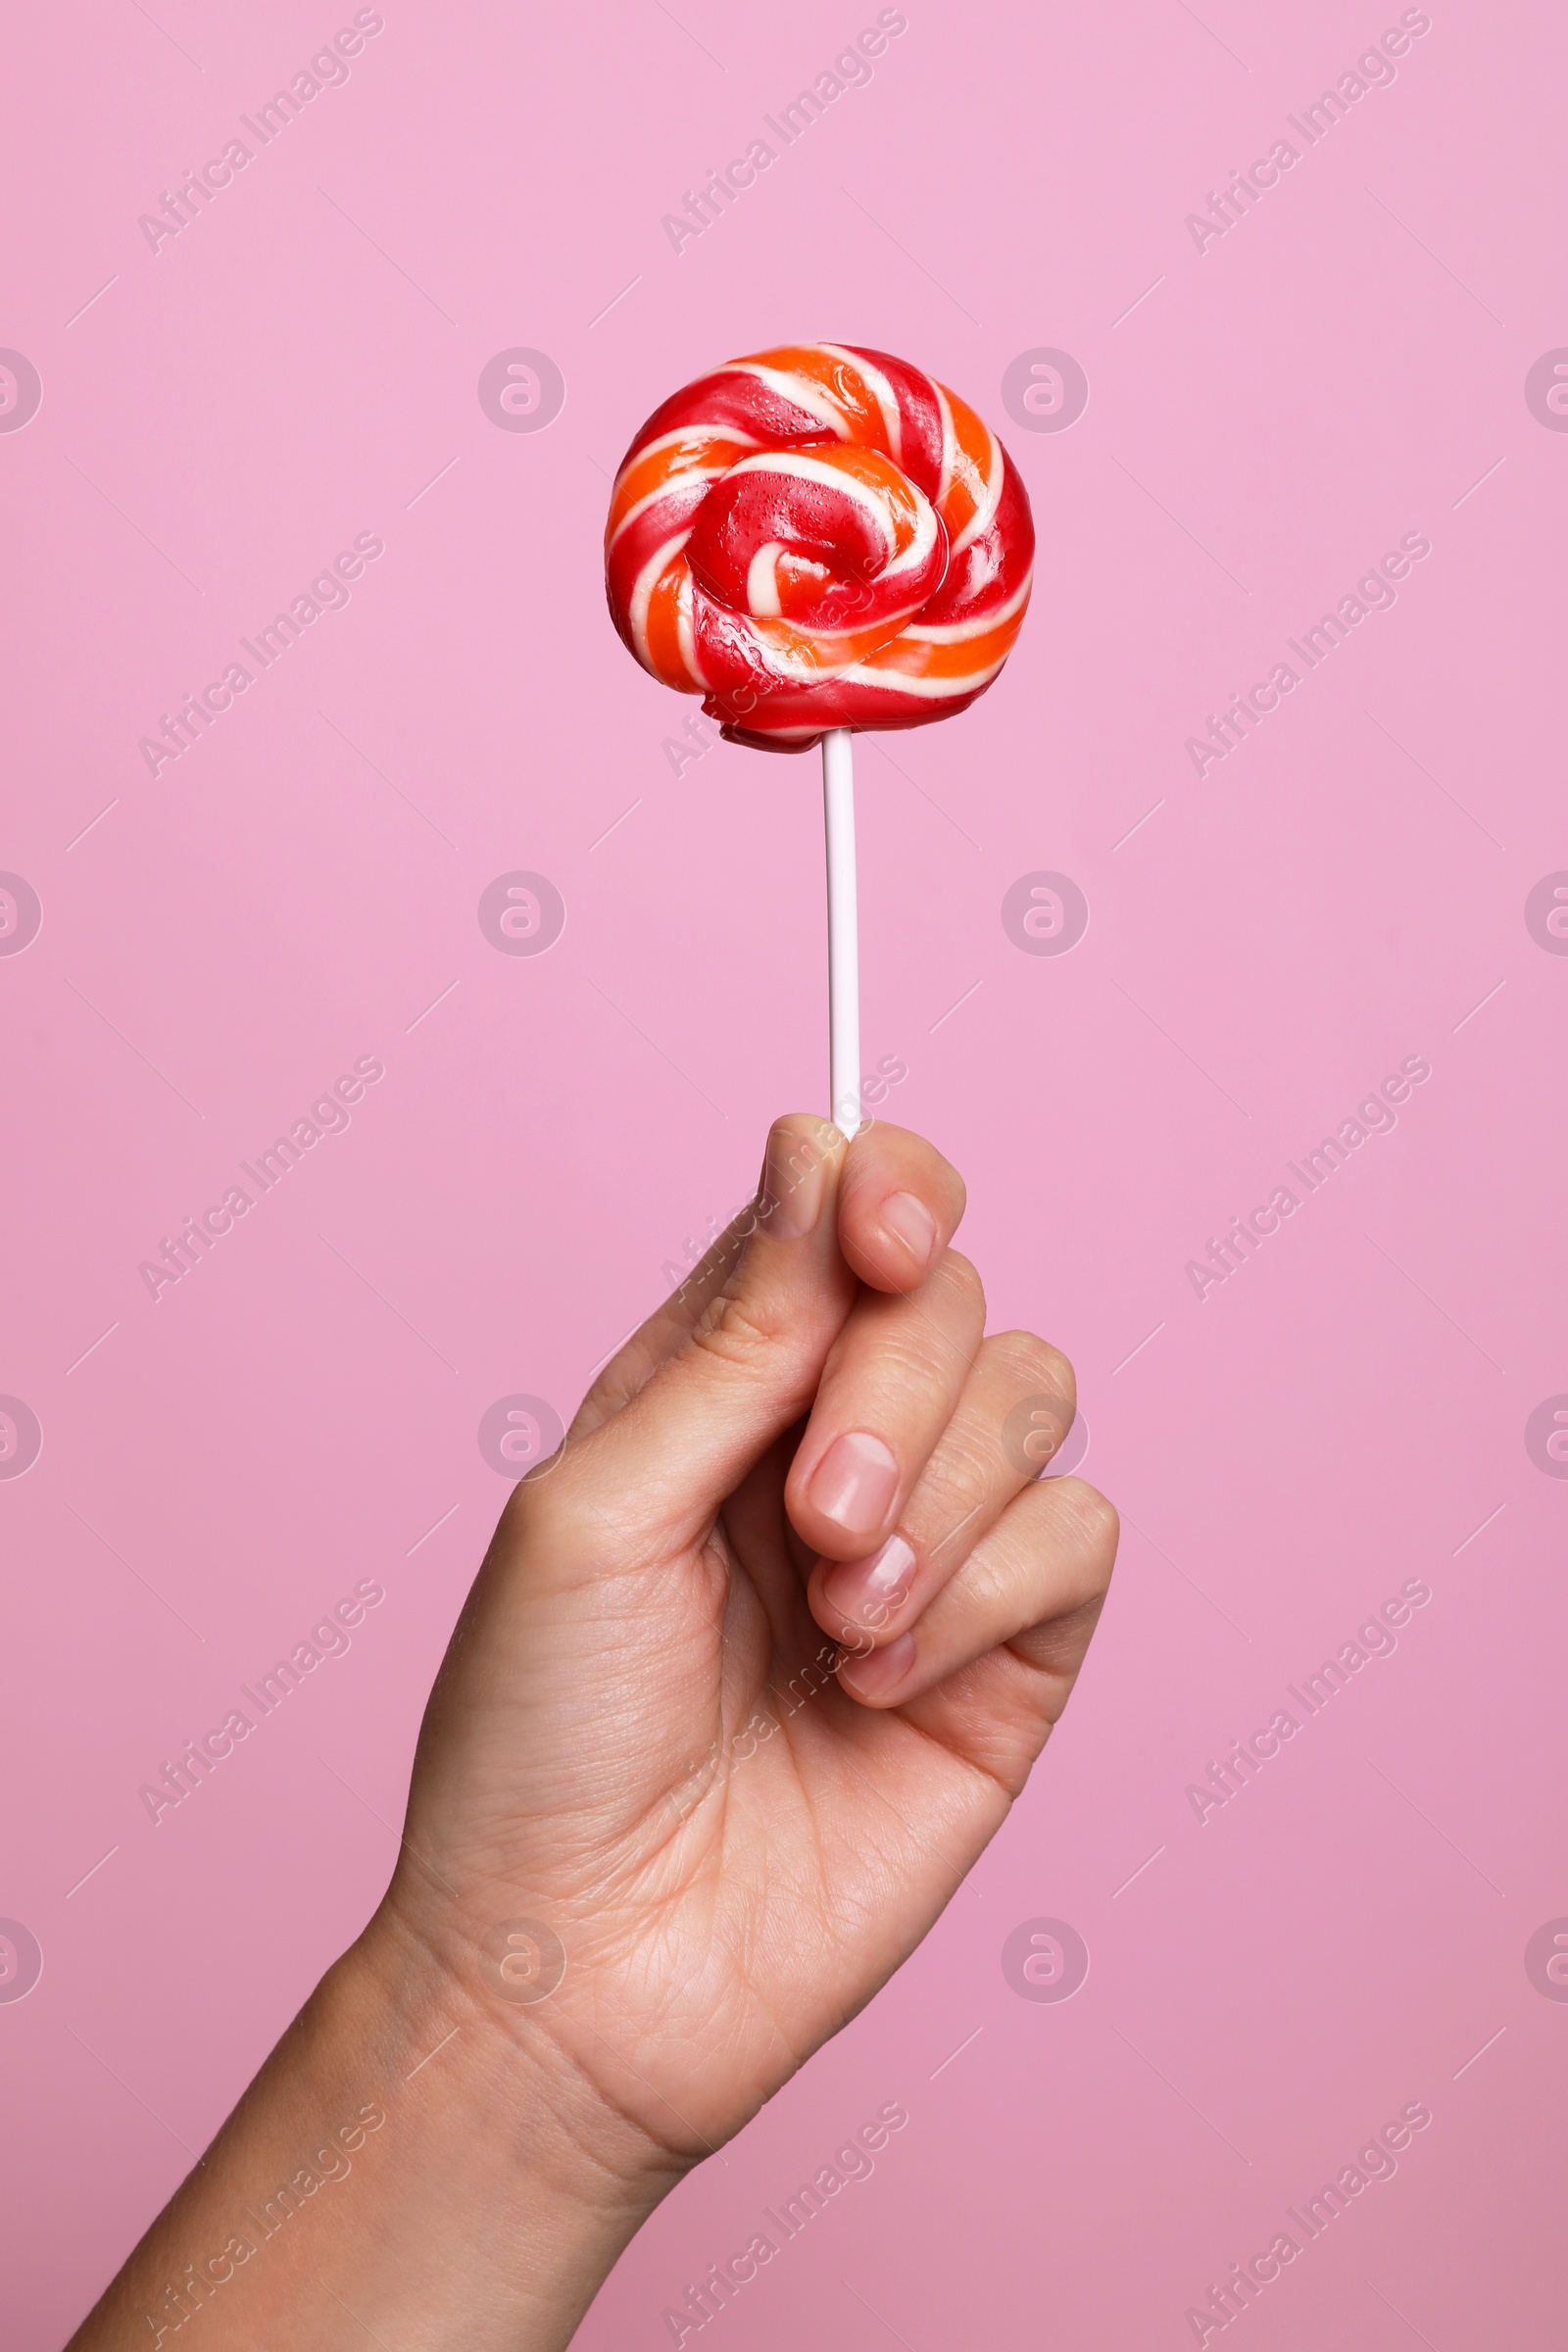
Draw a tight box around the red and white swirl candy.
[605,342,1034,750]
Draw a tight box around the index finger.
[838,1119,966,1293]
[568,1114,966,1439]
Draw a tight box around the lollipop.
[605,342,1035,1134]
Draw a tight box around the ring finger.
[806,1330,1077,1649]
[836,1473,1119,1708]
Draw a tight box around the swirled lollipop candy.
[605,343,1035,1131]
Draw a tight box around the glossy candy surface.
[605,343,1035,751]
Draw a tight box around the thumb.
[540,1114,856,1559]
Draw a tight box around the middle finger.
[784,1250,986,1561]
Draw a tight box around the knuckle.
[496,1452,574,1552]
[690,1283,783,1371]
[933,1248,986,1323]
[578,1333,657,1425]
[1051,1478,1120,1590]
[915,1419,982,1509]
[989,1329,1075,1408]
[856,1322,961,1403]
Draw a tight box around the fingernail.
[880,1190,938,1271]
[760,1128,828,1241]
[839,1632,916,1701]
[822,1534,917,1632]
[808,1431,899,1539]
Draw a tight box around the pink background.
[4,0,1566,2343]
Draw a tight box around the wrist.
[73,1901,683,2352]
[332,1897,685,2335]
[355,1890,687,2208]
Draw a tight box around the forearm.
[64,1110,1110,2347]
[68,1904,679,2352]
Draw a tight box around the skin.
[70,1114,1117,2351]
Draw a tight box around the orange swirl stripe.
[605,342,1034,751]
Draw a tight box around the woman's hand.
[69,1114,1116,2352]
[388,1111,1117,2176]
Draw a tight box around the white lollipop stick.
[822,726,860,1140]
